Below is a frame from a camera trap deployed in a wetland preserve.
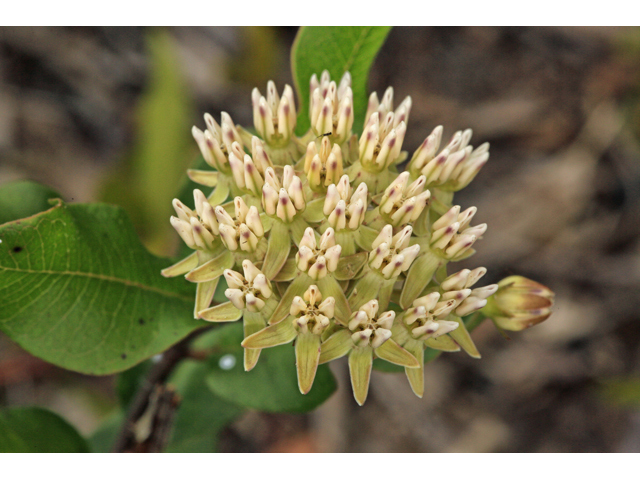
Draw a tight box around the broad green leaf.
[0,181,61,225]
[0,200,204,375]
[166,358,244,452]
[205,322,337,413]
[0,407,90,453]
[292,26,392,135]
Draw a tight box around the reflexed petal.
[333,252,368,281]
[194,278,219,319]
[348,347,374,406]
[424,335,461,352]
[319,328,353,364]
[375,338,420,368]
[243,311,266,371]
[161,252,199,278]
[447,316,481,358]
[268,275,313,325]
[262,220,291,280]
[198,301,242,322]
[241,318,297,349]
[403,339,425,398]
[399,252,441,309]
[185,250,234,283]
[187,169,218,187]
[317,276,350,325]
[295,332,322,394]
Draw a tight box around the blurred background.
[1,26,640,452]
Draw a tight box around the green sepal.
[348,346,374,406]
[272,257,297,282]
[185,250,233,283]
[259,213,273,233]
[194,278,220,319]
[447,315,481,358]
[374,339,419,368]
[335,230,357,256]
[198,301,242,322]
[207,176,230,206]
[262,220,291,280]
[242,317,297,349]
[412,206,431,237]
[334,252,368,281]
[451,247,476,262]
[295,332,322,394]
[348,272,382,312]
[403,339,425,398]
[243,310,267,371]
[289,216,310,246]
[317,276,351,325]
[302,197,326,223]
[355,224,380,251]
[378,280,395,312]
[268,275,313,325]
[187,169,218,187]
[161,251,199,278]
[319,328,353,364]
[399,251,442,309]
[424,335,461,352]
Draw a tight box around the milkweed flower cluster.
[162,71,555,405]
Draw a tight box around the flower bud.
[484,276,554,331]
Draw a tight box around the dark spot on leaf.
[121,353,127,359]
[12,246,23,253]
[138,318,145,325]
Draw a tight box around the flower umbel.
[163,69,555,405]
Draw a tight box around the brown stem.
[112,325,213,453]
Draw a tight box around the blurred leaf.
[166,358,244,452]
[0,407,90,453]
[204,322,337,413]
[599,378,640,408]
[88,410,124,453]
[291,26,392,135]
[116,360,153,409]
[230,27,279,86]
[100,28,194,256]
[0,200,202,375]
[0,181,61,225]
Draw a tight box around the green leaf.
[205,323,337,413]
[0,181,61,225]
[166,358,244,452]
[0,200,202,375]
[0,407,90,453]
[291,26,392,135]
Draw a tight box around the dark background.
[1,26,640,452]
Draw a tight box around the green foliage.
[599,377,640,407]
[100,29,194,255]
[203,323,337,413]
[0,200,201,374]
[0,181,61,225]
[166,358,244,452]
[0,407,90,453]
[291,26,392,135]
